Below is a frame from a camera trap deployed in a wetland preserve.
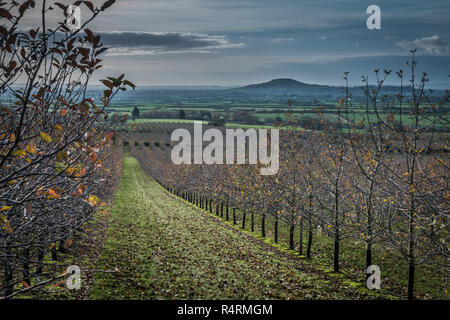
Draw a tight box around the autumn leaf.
[88,195,99,206]
[64,238,73,248]
[36,187,44,196]
[55,161,65,172]
[65,166,74,176]
[89,152,98,163]
[1,206,12,211]
[79,167,86,177]
[51,279,65,289]
[0,8,13,20]
[40,132,52,143]
[11,149,26,156]
[26,143,36,154]
[48,189,61,199]
[104,131,114,143]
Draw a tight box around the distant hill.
[234,78,342,97]
[232,78,442,99]
[239,78,331,90]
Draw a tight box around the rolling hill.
[234,78,343,97]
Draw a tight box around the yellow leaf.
[54,124,63,131]
[1,206,12,211]
[26,143,36,154]
[88,195,99,206]
[11,150,26,156]
[40,132,52,143]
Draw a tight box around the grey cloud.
[396,35,450,56]
[98,32,244,56]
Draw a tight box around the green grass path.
[91,154,377,299]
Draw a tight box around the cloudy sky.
[41,0,450,86]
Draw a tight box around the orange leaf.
[89,152,97,163]
[64,238,73,248]
[48,188,61,199]
[105,132,114,143]
[51,279,65,289]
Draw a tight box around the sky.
[26,0,450,87]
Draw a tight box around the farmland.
[114,120,448,300]
[101,83,449,132]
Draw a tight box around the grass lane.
[92,154,382,299]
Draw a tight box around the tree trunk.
[408,261,415,300]
[261,215,266,237]
[52,245,58,261]
[37,245,44,275]
[334,182,340,272]
[366,242,372,268]
[289,225,294,250]
[274,217,279,243]
[59,238,66,253]
[299,218,304,255]
[242,209,246,229]
[307,212,313,258]
[333,236,339,272]
[233,208,236,225]
[251,212,254,232]
[226,203,229,221]
[4,245,13,297]
[22,247,31,287]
